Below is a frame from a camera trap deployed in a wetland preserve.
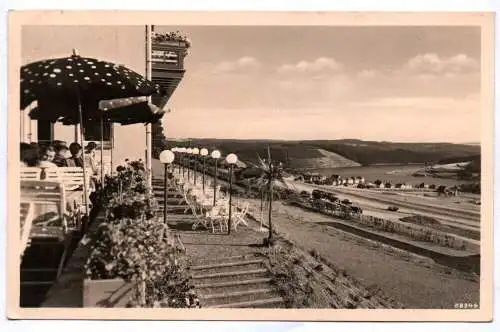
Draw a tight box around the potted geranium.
[83,159,198,308]
[84,215,197,307]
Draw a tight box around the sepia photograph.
[6,11,494,321]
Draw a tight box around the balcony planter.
[83,278,139,308]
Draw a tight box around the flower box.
[83,278,138,308]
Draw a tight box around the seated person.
[84,142,100,189]
[84,142,99,175]
[66,142,83,167]
[36,146,58,168]
[20,143,31,166]
[20,142,39,167]
[53,142,71,167]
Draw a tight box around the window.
[84,121,112,141]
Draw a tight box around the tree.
[374,179,382,186]
[252,146,288,245]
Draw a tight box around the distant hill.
[164,138,480,169]
[437,154,480,165]
[291,148,361,169]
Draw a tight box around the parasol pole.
[100,114,104,184]
[77,92,90,219]
[110,124,114,175]
[145,25,153,188]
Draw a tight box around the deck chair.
[205,205,225,233]
[180,190,206,230]
[232,202,250,230]
[21,167,89,230]
[20,202,34,258]
[20,180,72,279]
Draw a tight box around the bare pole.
[145,25,153,187]
[100,114,104,184]
[77,93,89,219]
[110,124,114,174]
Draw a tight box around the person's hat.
[54,141,69,150]
[85,142,98,150]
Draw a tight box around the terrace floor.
[168,216,268,264]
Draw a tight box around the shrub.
[96,160,158,221]
[85,216,197,307]
[86,159,197,308]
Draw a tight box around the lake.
[308,165,471,187]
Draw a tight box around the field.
[309,165,472,187]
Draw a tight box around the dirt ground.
[245,198,479,308]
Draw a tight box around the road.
[289,181,480,232]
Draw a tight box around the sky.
[22,25,481,143]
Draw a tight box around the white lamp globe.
[211,150,221,159]
[226,153,238,165]
[180,147,187,153]
[171,147,178,152]
[187,148,193,154]
[200,148,209,156]
[159,150,175,164]
[192,148,200,155]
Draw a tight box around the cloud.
[277,57,343,74]
[211,56,261,74]
[357,69,378,79]
[404,53,478,75]
[351,94,480,112]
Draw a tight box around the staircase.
[152,177,191,214]
[152,175,285,308]
[191,255,285,308]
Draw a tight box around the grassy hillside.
[164,138,480,168]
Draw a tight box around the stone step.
[191,259,265,271]
[192,269,269,284]
[196,277,273,294]
[201,288,275,307]
[192,261,265,275]
[153,188,184,197]
[156,201,189,207]
[194,254,260,266]
[157,204,191,210]
[207,296,285,308]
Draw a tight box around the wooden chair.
[20,180,67,239]
[21,167,89,230]
[20,202,34,258]
[20,180,72,280]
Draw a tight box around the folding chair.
[205,205,227,233]
[232,202,250,230]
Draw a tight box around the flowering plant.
[94,159,157,221]
[85,216,197,307]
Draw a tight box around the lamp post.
[170,147,179,173]
[186,148,193,183]
[192,148,199,185]
[200,148,208,193]
[225,153,238,235]
[159,149,175,225]
[180,147,186,177]
[211,150,221,206]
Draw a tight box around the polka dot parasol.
[20,50,166,110]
